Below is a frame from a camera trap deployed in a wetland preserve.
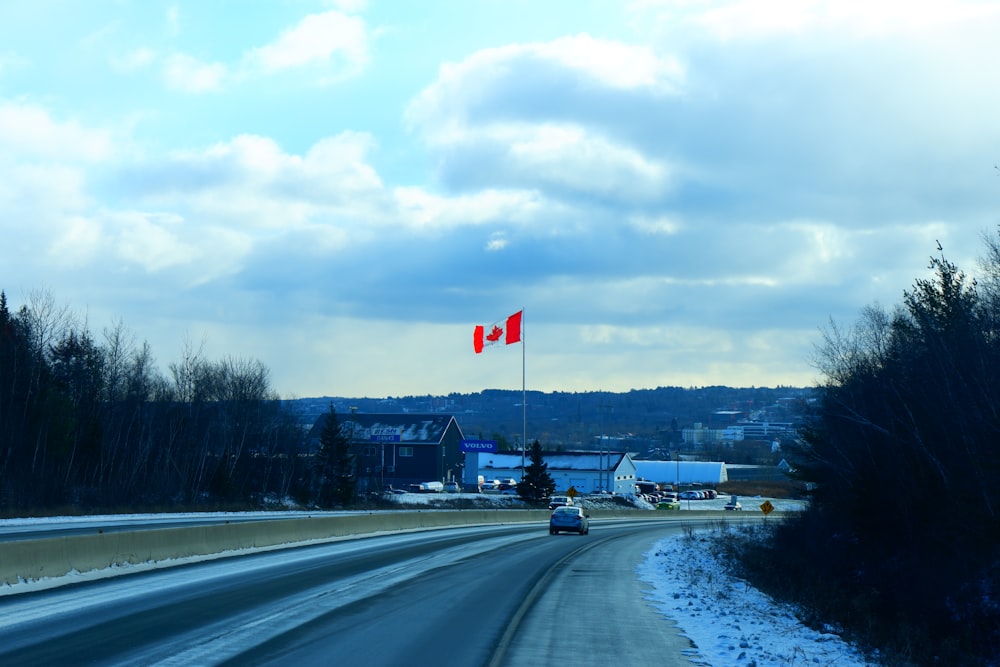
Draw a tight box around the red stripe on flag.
[473,325,485,353]
[505,310,522,345]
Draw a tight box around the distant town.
[285,385,813,465]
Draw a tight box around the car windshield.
[553,507,578,515]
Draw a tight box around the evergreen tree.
[314,404,356,506]
[769,240,1000,663]
[517,440,555,503]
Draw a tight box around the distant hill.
[283,386,814,458]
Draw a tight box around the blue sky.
[2,0,999,398]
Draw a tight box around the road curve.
[0,518,709,666]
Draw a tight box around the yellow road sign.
[760,500,775,515]
[567,486,578,498]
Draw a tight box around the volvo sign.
[460,439,498,453]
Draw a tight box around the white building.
[467,451,638,496]
[633,460,728,487]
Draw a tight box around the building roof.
[478,450,632,472]
[309,413,463,445]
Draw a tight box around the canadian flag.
[473,310,522,354]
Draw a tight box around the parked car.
[417,481,444,493]
[656,499,681,510]
[549,506,590,535]
[497,478,518,491]
[548,495,573,510]
[442,481,461,493]
[481,479,499,491]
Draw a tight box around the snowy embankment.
[638,526,875,667]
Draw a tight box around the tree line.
[0,289,344,512]
[735,230,1000,664]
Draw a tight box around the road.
[0,518,708,666]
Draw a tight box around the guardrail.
[0,509,765,587]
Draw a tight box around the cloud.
[393,187,543,230]
[162,52,228,93]
[628,0,1000,42]
[146,9,371,94]
[406,36,684,206]
[407,34,683,140]
[0,102,114,162]
[243,10,370,82]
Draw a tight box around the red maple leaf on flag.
[486,324,504,342]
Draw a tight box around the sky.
[2,0,1000,399]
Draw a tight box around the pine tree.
[314,404,356,506]
[517,440,555,504]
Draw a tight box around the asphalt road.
[0,518,709,666]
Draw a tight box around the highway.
[0,517,708,666]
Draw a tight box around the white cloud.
[533,33,683,93]
[407,34,683,140]
[629,0,1000,42]
[628,214,681,235]
[153,133,389,234]
[244,10,369,80]
[0,102,113,162]
[504,123,671,201]
[48,215,103,267]
[485,233,508,251]
[0,163,89,210]
[393,187,542,229]
[148,9,373,93]
[113,211,196,272]
[302,133,383,192]
[162,53,227,93]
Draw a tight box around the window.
[363,446,377,457]
[399,446,414,457]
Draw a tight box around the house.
[309,413,466,494]
[467,450,638,496]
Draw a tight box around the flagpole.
[521,307,526,473]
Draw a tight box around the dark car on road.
[549,506,590,535]
[548,495,573,510]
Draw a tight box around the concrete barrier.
[0,510,543,586]
[0,509,784,586]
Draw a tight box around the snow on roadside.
[638,528,875,667]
